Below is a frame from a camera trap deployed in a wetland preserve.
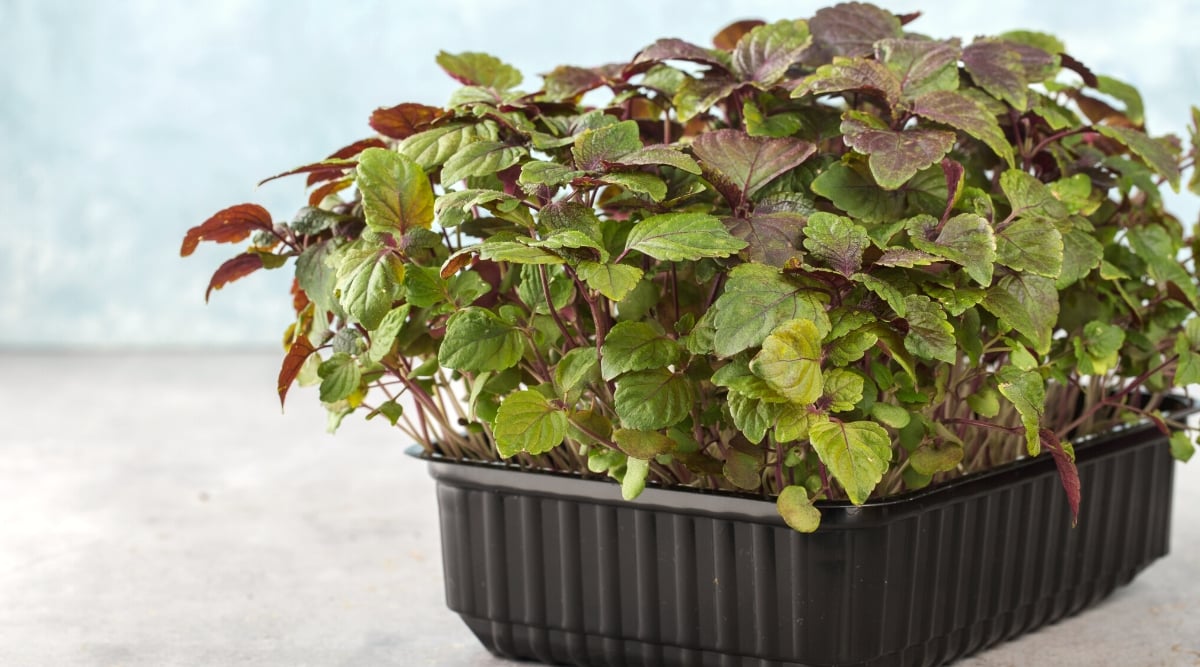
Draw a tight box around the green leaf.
[440,141,527,185]
[776,404,819,442]
[852,272,906,317]
[841,112,956,190]
[749,318,824,405]
[876,38,961,101]
[809,420,893,505]
[823,368,864,412]
[296,242,342,318]
[1095,75,1145,126]
[722,448,763,489]
[576,261,644,301]
[477,239,565,265]
[613,428,675,459]
[731,19,811,86]
[493,390,567,458]
[728,393,784,445]
[614,369,694,430]
[997,366,1045,455]
[438,307,524,372]
[870,403,911,428]
[1057,226,1104,288]
[398,122,499,170]
[404,265,450,308]
[572,120,642,170]
[600,321,681,380]
[906,213,996,286]
[1073,320,1124,375]
[743,101,804,138]
[714,263,831,357]
[621,457,650,500]
[911,90,1015,166]
[827,327,878,366]
[809,160,901,223]
[691,129,816,207]
[367,305,411,363]
[436,51,523,90]
[909,440,964,475]
[356,148,434,234]
[515,265,574,315]
[995,219,1063,278]
[1095,126,1180,190]
[519,161,584,189]
[1169,432,1195,463]
[600,172,668,202]
[1127,225,1197,306]
[317,353,361,403]
[902,295,956,363]
[367,400,405,426]
[556,347,599,394]
[611,145,703,174]
[982,273,1058,354]
[777,485,821,533]
[802,212,869,276]
[967,387,1000,418]
[624,212,747,261]
[712,357,786,401]
[334,243,405,330]
[1000,170,1069,222]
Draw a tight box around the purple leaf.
[794,58,901,107]
[807,2,903,63]
[731,20,811,86]
[1040,429,1081,525]
[626,38,729,76]
[911,90,1015,166]
[841,112,956,190]
[723,211,806,266]
[691,129,816,208]
[962,39,1058,110]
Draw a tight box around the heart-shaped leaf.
[841,112,956,190]
[809,419,893,505]
[691,129,816,208]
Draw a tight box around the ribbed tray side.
[434,431,1175,667]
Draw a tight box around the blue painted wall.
[1,0,1197,346]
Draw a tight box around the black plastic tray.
[420,417,1181,666]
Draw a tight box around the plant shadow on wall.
[183,3,1200,666]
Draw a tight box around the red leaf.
[712,20,765,51]
[181,204,273,257]
[205,252,264,301]
[1041,428,1081,525]
[369,103,440,140]
[254,139,386,188]
[278,336,315,408]
[1059,53,1098,88]
[290,277,310,314]
[307,178,352,207]
[940,158,965,223]
[305,138,387,186]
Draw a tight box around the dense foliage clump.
[184,3,1200,530]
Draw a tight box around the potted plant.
[183,3,1200,665]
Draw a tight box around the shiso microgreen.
[184,3,1200,531]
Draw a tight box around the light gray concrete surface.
[1,351,1198,666]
